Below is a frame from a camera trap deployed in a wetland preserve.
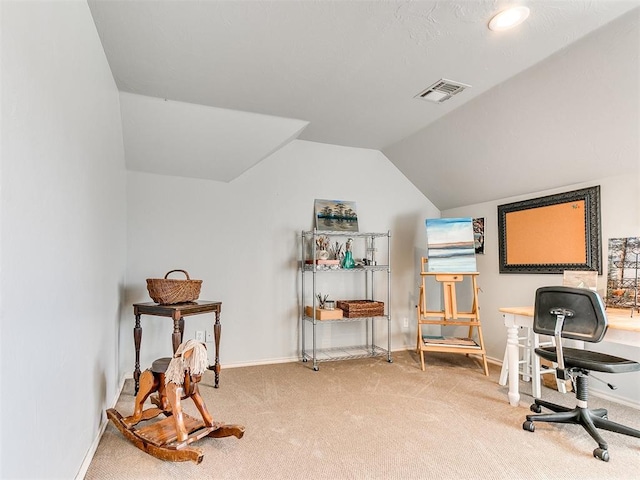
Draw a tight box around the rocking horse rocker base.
[107,341,244,464]
[106,408,244,464]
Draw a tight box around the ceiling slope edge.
[119,91,309,182]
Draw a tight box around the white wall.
[123,140,438,375]
[445,175,640,404]
[0,1,126,478]
[119,91,309,182]
[384,8,639,210]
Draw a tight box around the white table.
[500,306,640,406]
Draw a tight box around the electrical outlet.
[206,330,213,342]
[403,317,409,329]
[195,330,205,342]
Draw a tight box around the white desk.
[500,306,640,407]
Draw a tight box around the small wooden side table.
[132,301,222,393]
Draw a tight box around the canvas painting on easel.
[426,217,477,272]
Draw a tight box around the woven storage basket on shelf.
[146,270,202,305]
[336,300,384,318]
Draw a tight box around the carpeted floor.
[85,350,640,479]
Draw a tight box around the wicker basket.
[146,270,202,305]
[336,300,385,318]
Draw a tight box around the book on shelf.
[422,336,479,348]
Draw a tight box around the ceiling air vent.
[415,79,471,104]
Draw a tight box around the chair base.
[523,397,640,461]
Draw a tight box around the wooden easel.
[416,257,489,375]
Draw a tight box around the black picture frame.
[498,186,602,274]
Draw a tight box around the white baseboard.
[224,347,430,369]
[590,388,640,410]
[223,355,299,369]
[74,373,128,480]
[224,348,504,369]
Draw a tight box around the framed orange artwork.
[498,186,601,274]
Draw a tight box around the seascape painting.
[314,199,359,232]
[426,217,477,272]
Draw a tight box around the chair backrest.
[533,286,607,343]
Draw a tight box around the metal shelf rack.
[300,229,392,370]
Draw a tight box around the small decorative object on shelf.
[315,235,330,260]
[342,238,355,269]
[329,241,344,263]
[316,293,329,309]
[364,236,377,266]
[304,306,343,320]
[317,250,329,260]
[306,293,342,320]
[306,236,341,267]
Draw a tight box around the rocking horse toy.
[106,339,244,463]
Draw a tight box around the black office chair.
[523,286,640,461]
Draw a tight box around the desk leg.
[531,330,542,399]
[172,313,182,354]
[213,310,221,388]
[506,321,521,406]
[134,313,142,394]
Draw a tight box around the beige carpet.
[85,350,640,479]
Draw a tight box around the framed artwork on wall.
[314,199,359,232]
[497,186,601,274]
[606,237,640,311]
[473,217,485,255]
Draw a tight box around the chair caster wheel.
[523,421,535,432]
[313,366,319,371]
[593,448,609,462]
[302,358,308,362]
[530,404,542,413]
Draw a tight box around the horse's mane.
[164,339,208,385]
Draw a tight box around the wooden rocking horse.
[106,339,244,463]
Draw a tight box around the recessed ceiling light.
[488,6,530,31]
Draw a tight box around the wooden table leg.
[213,310,221,388]
[179,317,185,344]
[134,313,142,394]
[506,322,521,406]
[172,312,182,354]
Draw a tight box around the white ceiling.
[88,0,640,208]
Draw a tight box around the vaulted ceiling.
[88,0,640,209]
